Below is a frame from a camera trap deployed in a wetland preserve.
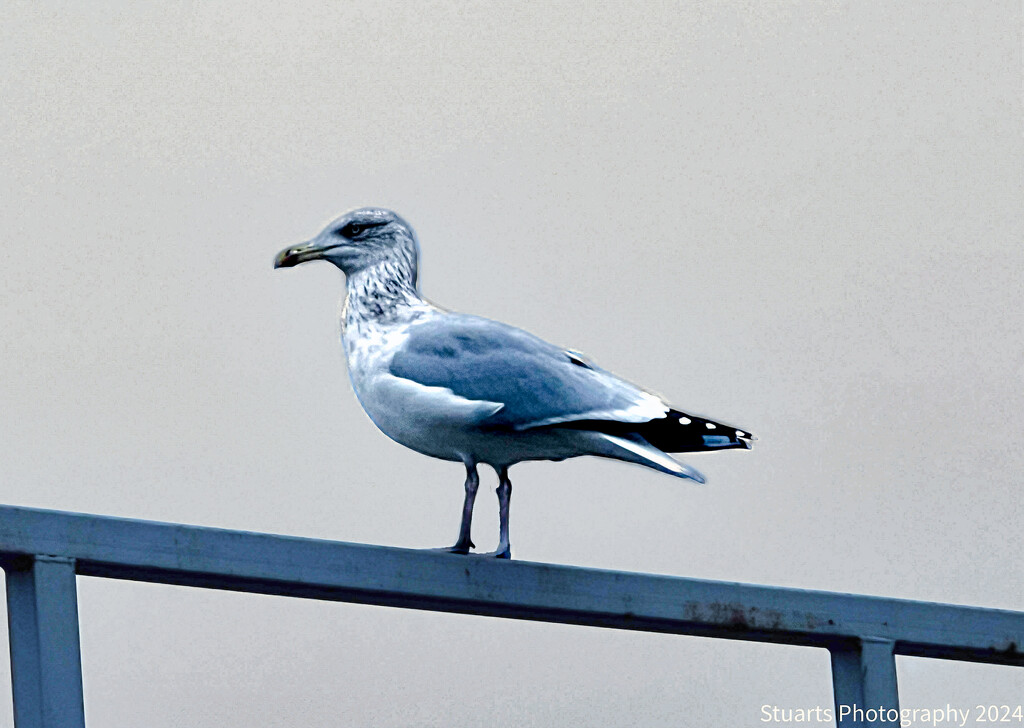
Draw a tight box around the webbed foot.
[428,539,475,555]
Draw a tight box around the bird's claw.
[429,539,475,555]
[427,542,510,558]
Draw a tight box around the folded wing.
[389,314,670,432]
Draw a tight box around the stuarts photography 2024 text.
[760,704,1024,726]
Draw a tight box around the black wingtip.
[660,409,756,453]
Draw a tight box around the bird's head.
[274,207,419,280]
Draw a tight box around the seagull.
[275,207,753,558]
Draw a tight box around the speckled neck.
[342,255,427,333]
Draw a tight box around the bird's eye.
[335,219,387,238]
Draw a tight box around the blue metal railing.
[0,504,1019,727]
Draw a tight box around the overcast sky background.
[1,2,1021,725]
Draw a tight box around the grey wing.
[388,314,668,431]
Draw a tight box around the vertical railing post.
[830,637,899,727]
[5,556,86,728]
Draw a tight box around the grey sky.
[1,1,1021,725]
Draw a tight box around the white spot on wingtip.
[679,417,691,425]
[705,423,716,430]
[735,429,746,437]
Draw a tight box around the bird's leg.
[493,466,512,559]
[445,463,479,554]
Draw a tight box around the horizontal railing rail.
[0,504,1020,728]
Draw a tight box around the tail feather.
[593,433,706,483]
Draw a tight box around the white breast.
[341,318,503,462]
